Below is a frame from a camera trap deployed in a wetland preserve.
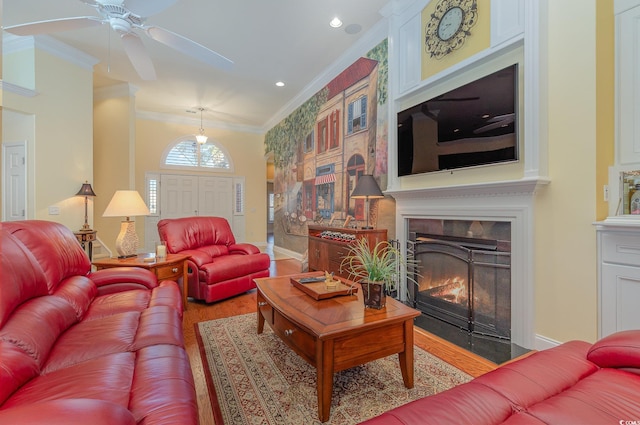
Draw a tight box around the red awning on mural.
[315,174,336,185]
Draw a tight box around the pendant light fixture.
[196,107,208,144]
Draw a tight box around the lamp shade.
[102,190,150,219]
[76,182,96,197]
[351,175,383,198]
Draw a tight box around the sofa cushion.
[129,345,198,424]
[200,253,271,284]
[474,340,596,408]
[0,399,136,425]
[587,330,640,369]
[0,230,48,327]
[42,312,141,374]
[3,221,90,293]
[0,340,40,404]
[52,276,97,321]
[0,296,78,368]
[158,216,236,252]
[2,352,134,409]
[83,290,152,320]
[525,368,640,424]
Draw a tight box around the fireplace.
[409,227,511,340]
[388,180,545,351]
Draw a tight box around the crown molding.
[3,34,99,71]
[0,80,38,97]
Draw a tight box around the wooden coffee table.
[255,273,420,422]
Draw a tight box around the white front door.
[198,176,233,223]
[3,142,27,221]
[161,174,199,218]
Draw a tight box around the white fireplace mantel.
[385,177,549,201]
[389,177,549,350]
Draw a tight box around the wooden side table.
[74,230,97,260]
[92,253,191,310]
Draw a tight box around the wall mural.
[265,39,390,255]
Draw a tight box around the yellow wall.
[596,1,615,220]
[3,47,94,230]
[93,87,137,252]
[534,0,601,342]
[135,119,267,243]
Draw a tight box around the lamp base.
[114,220,139,258]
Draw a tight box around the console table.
[92,253,190,310]
[307,225,387,278]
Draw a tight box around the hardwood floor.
[182,258,497,425]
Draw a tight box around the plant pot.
[360,280,386,309]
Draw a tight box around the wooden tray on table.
[290,272,358,300]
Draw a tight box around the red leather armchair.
[157,216,271,303]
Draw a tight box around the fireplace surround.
[389,178,547,350]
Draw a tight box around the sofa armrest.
[229,243,261,255]
[89,267,158,295]
[587,330,640,370]
[0,399,136,425]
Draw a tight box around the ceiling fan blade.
[145,26,233,71]
[121,32,157,80]
[124,0,179,17]
[4,16,103,36]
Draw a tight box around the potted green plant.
[340,237,418,309]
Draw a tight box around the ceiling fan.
[3,0,234,81]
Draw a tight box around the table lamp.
[76,181,96,231]
[350,174,384,229]
[102,190,150,258]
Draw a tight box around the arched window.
[162,136,233,171]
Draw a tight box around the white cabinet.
[596,221,640,337]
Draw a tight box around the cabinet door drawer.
[273,311,316,363]
[155,263,183,280]
[602,233,640,266]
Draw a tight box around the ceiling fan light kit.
[4,0,234,81]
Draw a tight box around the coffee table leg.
[398,319,415,388]
[316,339,334,422]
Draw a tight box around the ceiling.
[3,0,391,131]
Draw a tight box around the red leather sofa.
[361,330,640,424]
[0,220,198,424]
[158,216,270,303]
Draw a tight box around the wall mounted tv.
[397,64,518,176]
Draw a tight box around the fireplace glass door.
[411,236,511,340]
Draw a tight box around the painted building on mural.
[268,41,388,254]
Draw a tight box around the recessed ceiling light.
[276,81,285,87]
[329,17,343,28]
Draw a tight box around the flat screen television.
[397,64,518,176]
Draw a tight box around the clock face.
[437,7,464,41]
[424,0,478,60]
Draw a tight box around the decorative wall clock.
[425,0,478,59]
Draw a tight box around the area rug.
[196,313,471,425]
